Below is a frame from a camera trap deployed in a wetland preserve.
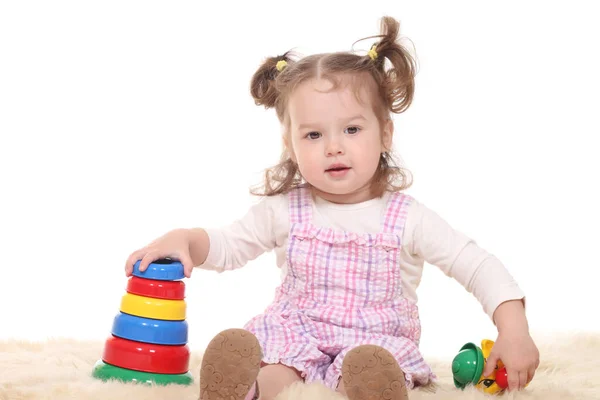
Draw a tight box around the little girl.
[125,16,539,400]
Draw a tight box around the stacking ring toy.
[120,293,186,321]
[132,259,185,281]
[102,336,190,374]
[92,360,193,386]
[126,276,185,300]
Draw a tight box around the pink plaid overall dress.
[244,186,435,389]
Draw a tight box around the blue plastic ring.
[111,312,188,345]
[132,259,185,281]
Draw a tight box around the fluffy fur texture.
[1,332,598,399]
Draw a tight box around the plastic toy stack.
[92,259,193,385]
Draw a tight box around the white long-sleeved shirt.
[200,191,525,321]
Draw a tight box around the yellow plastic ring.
[120,293,186,321]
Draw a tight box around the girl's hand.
[482,330,540,391]
[124,228,195,278]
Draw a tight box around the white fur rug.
[1,332,599,400]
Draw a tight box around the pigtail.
[250,52,291,109]
[369,18,417,195]
[249,51,305,196]
[368,16,417,114]
[343,16,416,196]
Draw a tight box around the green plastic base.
[92,360,193,386]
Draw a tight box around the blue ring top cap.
[132,259,185,281]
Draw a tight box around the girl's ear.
[382,119,394,151]
[283,134,297,162]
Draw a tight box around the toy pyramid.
[92,259,193,386]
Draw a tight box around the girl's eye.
[345,126,360,134]
[307,132,321,139]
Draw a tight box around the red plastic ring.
[102,336,190,374]
[126,276,185,300]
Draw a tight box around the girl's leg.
[256,363,304,400]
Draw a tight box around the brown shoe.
[199,329,263,400]
[341,344,408,400]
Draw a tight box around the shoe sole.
[199,329,262,400]
[341,344,408,400]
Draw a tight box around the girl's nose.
[326,138,344,156]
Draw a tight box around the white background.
[1,1,598,361]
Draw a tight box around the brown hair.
[249,16,417,197]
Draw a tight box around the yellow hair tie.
[368,44,378,60]
[276,60,288,72]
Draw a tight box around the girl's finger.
[179,253,194,278]
[138,250,171,272]
[483,352,500,377]
[125,249,146,275]
[519,370,528,390]
[527,367,536,384]
[506,368,519,391]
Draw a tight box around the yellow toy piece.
[476,339,506,394]
[120,293,186,321]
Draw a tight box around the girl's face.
[287,77,392,204]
